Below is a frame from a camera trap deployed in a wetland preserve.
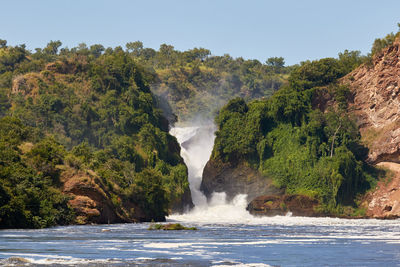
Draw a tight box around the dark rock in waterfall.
[200,158,283,203]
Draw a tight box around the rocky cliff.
[343,37,400,164]
[342,37,400,218]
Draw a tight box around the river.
[0,125,400,266]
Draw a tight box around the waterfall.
[168,124,255,223]
[169,125,215,207]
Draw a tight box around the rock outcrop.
[200,159,283,202]
[341,38,400,219]
[343,37,400,164]
[61,167,148,224]
[247,195,321,217]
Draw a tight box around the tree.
[184,47,211,62]
[90,44,105,58]
[0,39,7,48]
[126,41,143,57]
[338,50,364,73]
[44,40,62,55]
[159,44,174,56]
[266,57,285,72]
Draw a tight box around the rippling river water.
[1,217,400,266]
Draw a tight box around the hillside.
[1,30,399,228]
[0,41,192,228]
[202,30,400,218]
[201,48,383,217]
[313,34,400,218]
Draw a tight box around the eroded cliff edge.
[344,37,400,218]
[344,37,400,164]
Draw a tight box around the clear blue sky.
[2,0,399,65]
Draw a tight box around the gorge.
[169,123,261,223]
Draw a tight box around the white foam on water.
[1,234,29,238]
[121,248,221,257]
[169,192,260,224]
[0,252,74,259]
[1,256,167,266]
[212,260,273,267]
[0,254,117,266]
[143,242,194,249]
[212,264,273,267]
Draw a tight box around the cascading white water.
[169,125,213,206]
[168,124,258,223]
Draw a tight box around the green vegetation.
[148,223,197,230]
[212,54,376,214]
[0,40,190,228]
[370,23,400,57]
[127,42,290,121]
[0,117,74,228]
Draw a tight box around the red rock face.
[362,162,400,218]
[61,169,126,224]
[344,38,400,163]
[61,168,151,224]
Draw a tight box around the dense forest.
[0,40,191,228]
